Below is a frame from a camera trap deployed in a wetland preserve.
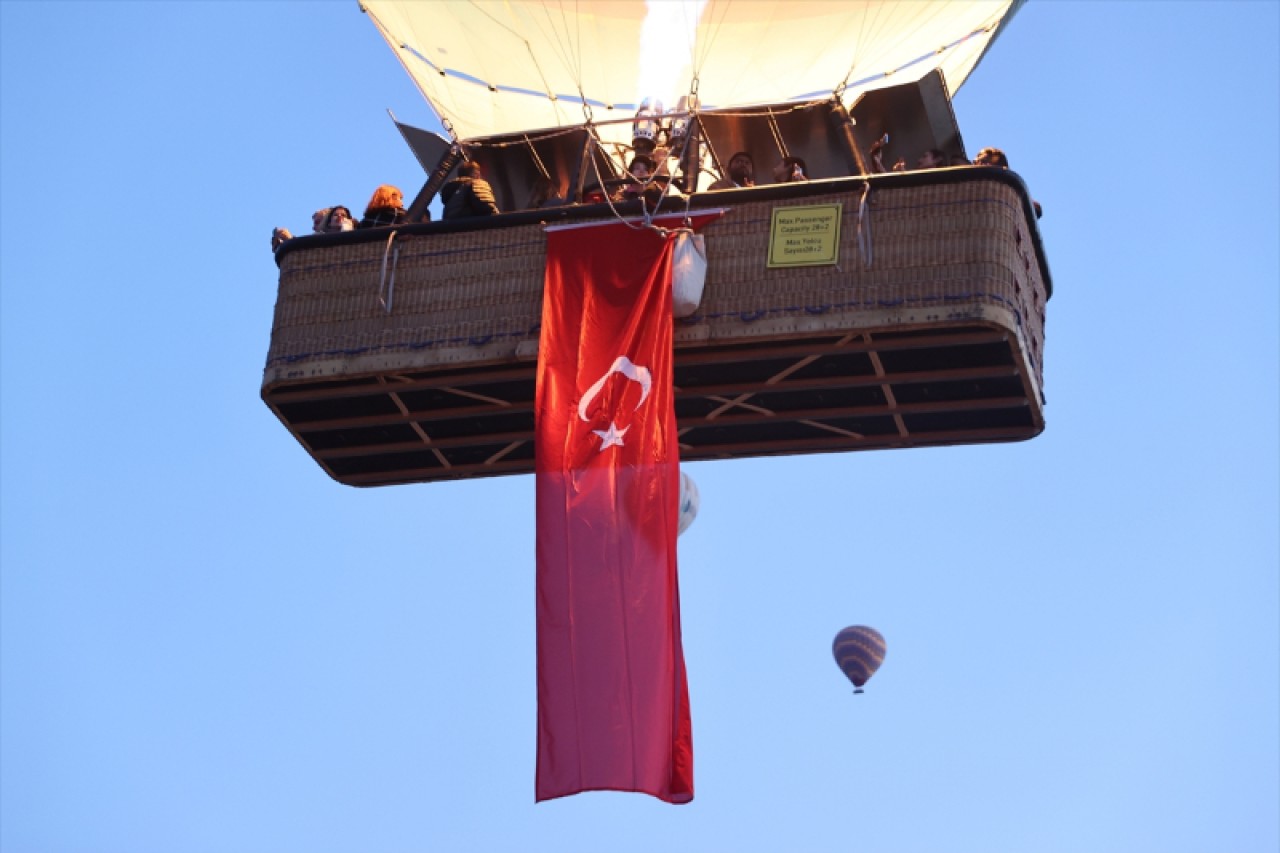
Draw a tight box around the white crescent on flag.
[578,355,653,452]
[577,356,652,423]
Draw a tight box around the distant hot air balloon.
[677,469,699,537]
[832,626,886,694]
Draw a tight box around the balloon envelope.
[677,469,699,536]
[832,626,886,692]
[362,0,1024,143]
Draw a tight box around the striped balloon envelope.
[832,626,886,694]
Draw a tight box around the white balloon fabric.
[363,1,1023,144]
[678,469,700,537]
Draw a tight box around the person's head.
[312,207,332,233]
[324,205,356,232]
[773,155,807,182]
[973,147,1008,168]
[917,149,946,169]
[727,151,754,183]
[365,185,404,214]
[529,176,555,206]
[628,155,656,180]
[458,160,483,178]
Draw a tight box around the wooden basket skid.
[263,176,1049,486]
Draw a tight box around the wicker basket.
[264,170,1049,486]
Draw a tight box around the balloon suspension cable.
[832,4,878,106]
[641,75,703,225]
[441,116,459,143]
[463,125,586,150]
[667,108,698,227]
[766,108,790,159]
[699,98,830,120]
[584,136,688,240]
[638,119,698,233]
[679,79,702,213]
[679,174,696,228]
[584,137,649,230]
[525,134,552,181]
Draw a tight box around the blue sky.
[1,2,1276,852]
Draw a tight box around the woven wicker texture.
[264,177,1045,389]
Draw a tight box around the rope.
[458,124,587,150]
[691,0,730,88]
[583,136,654,231]
[833,1,890,101]
[855,182,873,269]
[696,99,830,120]
[582,126,698,236]
[525,134,552,180]
[765,108,789,159]
[378,231,400,313]
[388,1,1004,130]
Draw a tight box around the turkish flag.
[535,215,718,804]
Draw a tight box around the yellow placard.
[767,203,842,268]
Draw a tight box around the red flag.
[535,215,717,804]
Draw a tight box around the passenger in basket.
[615,154,658,202]
[973,147,1010,168]
[973,147,1042,218]
[871,143,949,173]
[868,135,898,173]
[271,227,293,251]
[707,151,756,190]
[271,204,357,252]
[528,176,567,209]
[915,148,946,169]
[442,161,501,219]
[316,205,357,233]
[358,185,409,228]
[772,155,809,183]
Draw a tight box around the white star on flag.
[592,421,629,451]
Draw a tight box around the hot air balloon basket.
[264,170,1050,486]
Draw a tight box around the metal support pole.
[406,144,465,222]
